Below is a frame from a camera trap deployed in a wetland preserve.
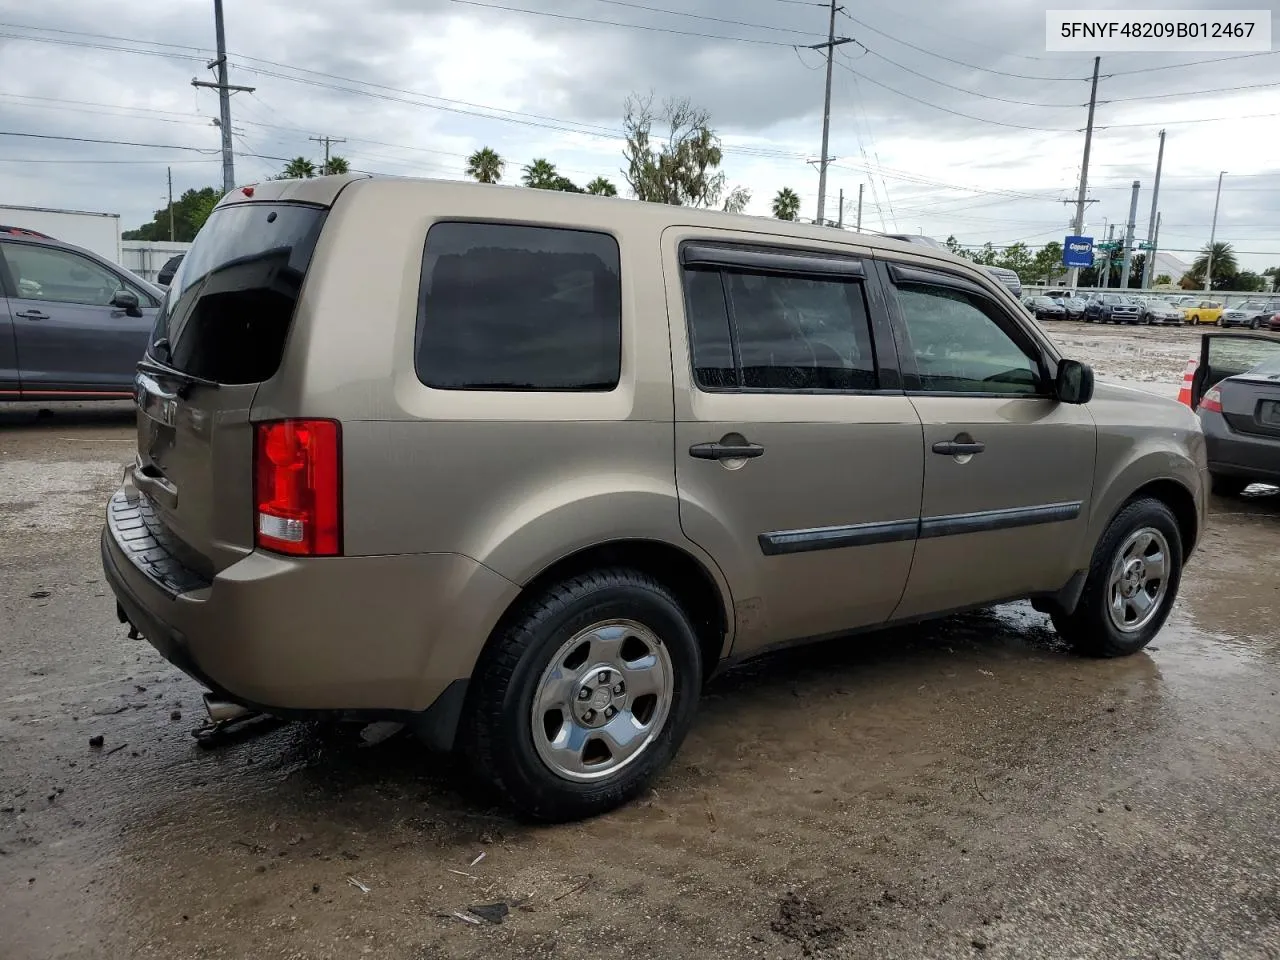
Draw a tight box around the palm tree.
[280,157,316,179]
[322,156,350,175]
[585,176,618,197]
[1191,241,1238,290]
[521,158,560,189]
[465,147,504,184]
[771,187,800,221]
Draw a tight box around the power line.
[1101,78,1280,104]
[0,156,217,164]
[575,0,825,39]
[839,47,1086,109]
[0,131,221,153]
[831,59,1080,132]
[1095,110,1280,130]
[835,11,1092,81]
[1105,50,1279,76]
[444,0,799,46]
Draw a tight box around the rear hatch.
[1220,365,1280,440]
[131,186,336,578]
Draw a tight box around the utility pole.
[192,0,254,195]
[309,135,347,175]
[1067,55,1102,289]
[1149,211,1162,285]
[1141,129,1165,288]
[167,166,175,242]
[855,182,864,231]
[1099,224,1116,288]
[836,188,844,228]
[1204,170,1225,293]
[1119,180,1141,289]
[810,0,854,226]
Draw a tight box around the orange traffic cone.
[1176,358,1198,407]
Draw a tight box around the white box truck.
[0,204,123,263]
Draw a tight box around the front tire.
[462,569,702,821]
[1053,498,1183,658]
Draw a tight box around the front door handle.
[932,440,986,456]
[14,309,49,320]
[689,441,765,461]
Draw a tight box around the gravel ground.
[3,323,1280,959]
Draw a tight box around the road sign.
[1063,235,1094,268]
[1138,242,1154,251]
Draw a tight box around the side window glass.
[681,260,879,392]
[896,284,1043,395]
[3,244,124,307]
[683,270,737,388]
[416,222,621,391]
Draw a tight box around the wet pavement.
[3,325,1280,959]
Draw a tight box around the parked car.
[1057,297,1087,321]
[1137,297,1185,326]
[103,174,1208,820]
[0,233,162,400]
[1030,296,1066,321]
[1218,298,1280,329]
[1192,332,1280,495]
[1184,300,1224,325]
[156,253,185,288]
[984,265,1022,298]
[1085,293,1143,324]
[1269,312,1280,332]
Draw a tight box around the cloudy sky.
[1,0,1277,270]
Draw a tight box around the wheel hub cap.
[1107,527,1172,633]
[531,620,674,782]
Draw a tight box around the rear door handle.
[689,441,765,461]
[932,440,986,456]
[14,309,49,320]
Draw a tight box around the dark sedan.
[1085,293,1143,324]
[1030,296,1066,321]
[1192,332,1280,495]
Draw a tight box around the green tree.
[1235,270,1264,292]
[944,235,968,258]
[969,242,998,266]
[321,156,349,175]
[721,185,751,214]
[550,175,583,193]
[1188,241,1239,290]
[1029,241,1063,282]
[771,187,801,221]
[1154,273,1172,286]
[622,93,726,207]
[466,147,505,184]
[584,176,618,196]
[280,157,317,179]
[521,158,561,189]
[994,242,1034,277]
[1125,253,1147,288]
[122,186,221,242]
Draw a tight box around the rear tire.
[462,568,702,822]
[1053,498,1183,658]
[1211,473,1249,497]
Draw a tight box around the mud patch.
[0,459,121,534]
[771,891,845,955]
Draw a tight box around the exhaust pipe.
[203,693,251,724]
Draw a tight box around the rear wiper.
[137,357,221,393]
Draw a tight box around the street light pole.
[1204,171,1225,293]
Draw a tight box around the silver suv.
[102,174,1208,820]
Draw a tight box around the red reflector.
[1199,386,1223,413]
[254,420,341,556]
[242,185,255,197]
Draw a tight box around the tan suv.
[102,174,1207,820]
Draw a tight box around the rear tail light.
[254,419,341,556]
[1199,386,1223,413]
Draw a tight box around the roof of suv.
[217,173,1021,297]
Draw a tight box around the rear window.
[148,202,326,384]
[415,221,622,391]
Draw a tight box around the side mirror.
[1056,359,1094,404]
[111,289,142,317]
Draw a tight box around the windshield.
[149,202,327,384]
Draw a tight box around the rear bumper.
[100,486,519,720]
[1200,411,1280,483]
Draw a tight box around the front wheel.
[462,568,702,821]
[1216,316,1225,326]
[1053,498,1183,658]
